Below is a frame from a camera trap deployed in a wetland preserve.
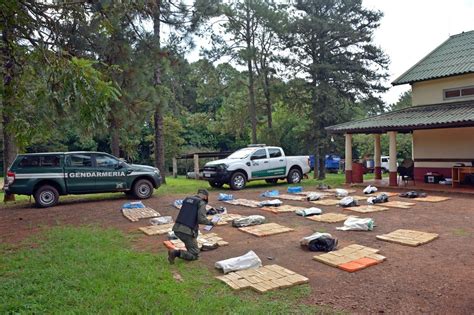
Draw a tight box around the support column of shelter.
[345,134,352,184]
[172,158,178,178]
[193,154,200,180]
[374,134,382,180]
[388,131,397,186]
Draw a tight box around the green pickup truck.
[4,152,162,208]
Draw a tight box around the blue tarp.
[260,190,279,197]
[218,193,234,201]
[288,186,303,193]
[122,201,145,209]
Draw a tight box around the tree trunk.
[154,106,166,183]
[2,111,16,201]
[247,59,257,143]
[246,2,257,143]
[263,73,272,129]
[110,116,120,157]
[152,0,166,183]
[2,27,18,202]
[2,28,18,178]
[318,150,326,180]
[106,27,124,157]
[317,120,327,180]
[310,93,328,181]
[313,144,319,179]
[311,75,319,179]
[2,112,17,176]
[317,89,328,180]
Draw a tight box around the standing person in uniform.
[168,189,215,264]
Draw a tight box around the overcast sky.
[185,0,474,105]
[363,0,474,104]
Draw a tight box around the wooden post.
[193,154,200,180]
[345,133,352,184]
[374,134,382,180]
[388,131,397,186]
[172,157,177,178]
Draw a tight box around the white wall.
[412,73,474,106]
[413,127,474,168]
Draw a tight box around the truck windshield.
[227,148,255,159]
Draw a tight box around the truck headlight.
[217,164,228,171]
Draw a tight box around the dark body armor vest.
[175,196,201,229]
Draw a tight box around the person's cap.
[197,189,209,197]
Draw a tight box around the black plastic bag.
[307,236,338,252]
[206,206,227,215]
[399,191,426,198]
[368,193,389,204]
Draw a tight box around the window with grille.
[444,86,474,100]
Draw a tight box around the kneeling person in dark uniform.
[168,189,214,264]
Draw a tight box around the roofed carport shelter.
[327,100,474,185]
[172,151,232,179]
[326,30,474,187]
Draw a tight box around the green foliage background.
[0,0,405,175]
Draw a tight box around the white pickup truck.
[202,145,311,190]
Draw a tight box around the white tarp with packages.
[232,215,266,227]
[335,188,349,198]
[339,196,358,207]
[215,250,262,274]
[336,217,374,231]
[295,207,323,217]
[258,199,282,207]
[149,216,173,225]
[306,192,323,201]
[363,185,378,194]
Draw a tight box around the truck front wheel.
[209,181,224,188]
[287,168,302,184]
[34,185,59,208]
[133,179,154,199]
[230,172,247,190]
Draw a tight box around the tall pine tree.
[285,0,388,179]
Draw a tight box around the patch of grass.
[452,228,472,237]
[0,226,333,314]
[157,176,227,195]
[160,172,350,195]
[0,173,351,208]
[1,171,378,208]
[0,191,126,209]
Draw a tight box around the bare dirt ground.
[1,186,474,314]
